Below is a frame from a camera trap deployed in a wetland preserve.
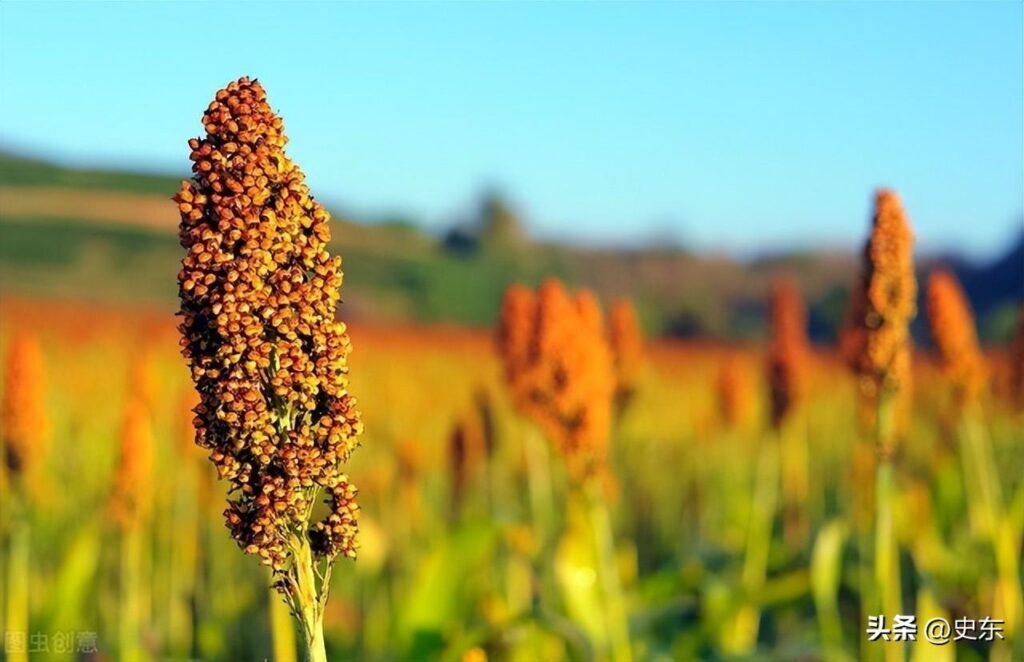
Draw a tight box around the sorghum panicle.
[174,77,363,572]
[497,279,615,478]
[842,189,917,451]
[1,334,47,481]
[448,400,490,515]
[925,269,987,410]
[716,353,755,432]
[497,284,536,410]
[608,298,645,412]
[767,278,808,428]
[109,398,154,529]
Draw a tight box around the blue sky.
[1,1,1021,258]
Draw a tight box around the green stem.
[168,462,197,656]
[523,424,558,614]
[289,534,327,662]
[5,516,29,662]
[120,525,143,662]
[524,425,555,539]
[782,417,810,550]
[874,391,902,662]
[959,413,1022,637]
[811,521,846,662]
[874,461,902,662]
[584,478,632,662]
[858,523,880,662]
[730,435,779,653]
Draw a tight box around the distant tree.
[442,190,526,256]
[477,191,524,247]
[442,225,480,255]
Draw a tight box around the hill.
[1,150,1020,342]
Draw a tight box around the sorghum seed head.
[608,298,645,413]
[496,279,615,479]
[175,77,363,570]
[926,269,987,410]
[842,189,917,451]
[448,399,489,516]
[717,353,755,432]
[110,397,154,529]
[767,277,808,428]
[497,284,536,409]
[1,333,47,481]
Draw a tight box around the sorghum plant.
[844,189,916,662]
[174,76,363,662]
[447,390,494,520]
[497,280,630,661]
[927,270,1022,636]
[608,298,645,415]
[716,353,755,432]
[497,279,614,480]
[1,334,47,490]
[109,398,154,530]
[766,277,808,429]
[770,277,812,545]
[843,189,917,455]
[1,334,46,662]
[729,279,810,652]
[926,269,987,411]
[110,397,154,662]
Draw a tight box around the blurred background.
[0,2,1022,661]
[1,2,1021,336]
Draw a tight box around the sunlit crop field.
[0,295,1020,661]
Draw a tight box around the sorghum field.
[1,272,1022,661]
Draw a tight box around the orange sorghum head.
[1,333,47,481]
[608,298,645,411]
[716,353,755,432]
[843,189,917,451]
[496,284,537,412]
[925,269,987,409]
[174,77,363,570]
[766,278,808,428]
[496,279,615,479]
[448,405,488,515]
[110,398,154,529]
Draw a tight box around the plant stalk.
[730,434,779,653]
[874,392,902,662]
[959,412,1021,637]
[290,534,327,662]
[5,516,29,662]
[119,524,143,662]
[584,477,632,662]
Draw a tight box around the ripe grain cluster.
[497,279,615,478]
[174,77,363,572]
